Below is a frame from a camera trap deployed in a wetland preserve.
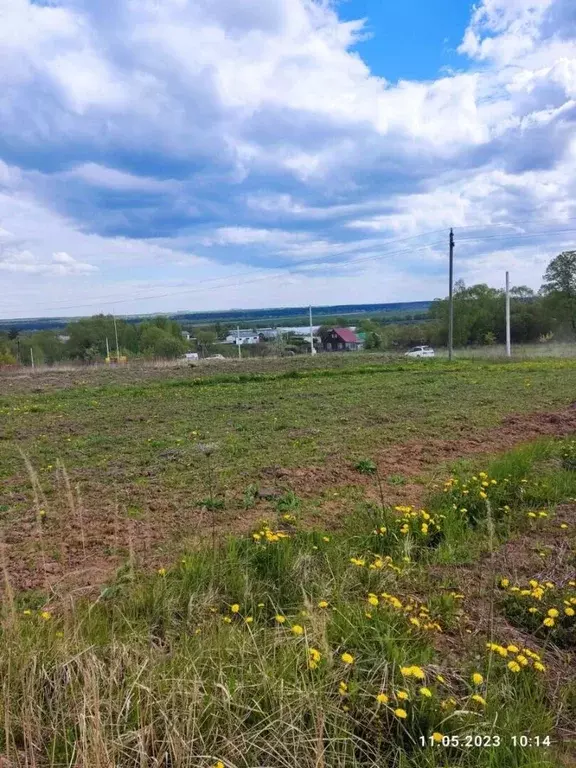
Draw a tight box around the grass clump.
[499,577,576,648]
[1,439,575,766]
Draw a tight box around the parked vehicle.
[404,346,435,358]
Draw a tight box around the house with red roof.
[322,327,364,352]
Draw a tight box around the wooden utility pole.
[113,313,120,363]
[505,271,511,358]
[237,326,242,359]
[448,228,455,361]
[309,306,315,355]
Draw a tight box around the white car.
[405,346,435,358]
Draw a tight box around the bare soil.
[2,404,576,598]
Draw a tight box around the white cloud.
[65,163,179,192]
[0,0,575,317]
[0,247,97,275]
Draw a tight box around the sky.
[1,0,576,318]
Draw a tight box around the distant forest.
[0,301,431,334]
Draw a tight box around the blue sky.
[1,0,576,318]
[339,0,472,80]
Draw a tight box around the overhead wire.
[15,218,576,315]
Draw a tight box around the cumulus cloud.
[0,247,97,275]
[0,0,575,316]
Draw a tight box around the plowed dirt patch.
[2,405,576,596]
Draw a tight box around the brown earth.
[1,404,576,598]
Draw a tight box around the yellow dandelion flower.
[528,607,538,614]
[291,624,304,636]
[565,607,575,617]
[516,654,528,666]
[376,693,389,704]
[471,694,486,706]
[543,617,555,627]
[507,645,519,653]
[318,600,329,609]
[23,609,31,616]
[432,732,443,743]
[479,491,488,500]
[436,674,446,684]
[244,617,254,624]
[230,604,240,614]
[471,673,484,685]
[223,616,232,624]
[396,690,409,700]
[157,567,166,576]
[534,662,546,672]
[394,708,407,719]
[419,687,432,698]
[500,578,510,588]
[560,523,568,529]
[213,762,225,768]
[338,681,348,696]
[322,536,330,542]
[40,611,51,621]
[275,614,286,624]
[547,608,559,618]
[368,595,379,607]
[309,648,322,663]
[507,661,521,673]
[341,652,354,665]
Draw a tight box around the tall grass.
[1,440,575,767]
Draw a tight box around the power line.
[457,228,576,243]
[28,232,451,313]
[12,219,576,316]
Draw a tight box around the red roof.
[332,327,361,343]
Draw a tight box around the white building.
[277,326,321,337]
[225,330,261,345]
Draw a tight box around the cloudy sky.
[1,0,576,318]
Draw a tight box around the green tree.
[364,331,382,349]
[31,331,66,364]
[140,326,187,358]
[195,330,218,357]
[541,250,576,333]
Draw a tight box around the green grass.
[1,358,576,522]
[1,439,575,766]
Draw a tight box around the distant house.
[322,328,363,352]
[181,331,191,341]
[278,325,320,337]
[258,328,279,340]
[225,330,260,345]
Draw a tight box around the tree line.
[1,250,574,365]
[355,250,576,350]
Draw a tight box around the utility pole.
[309,305,315,355]
[237,326,242,359]
[106,336,110,362]
[448,228,455,361]
[113,312,120,363]
[505,271,511,358]
[30,348,35,370]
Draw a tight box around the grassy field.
[0,356,575,766]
